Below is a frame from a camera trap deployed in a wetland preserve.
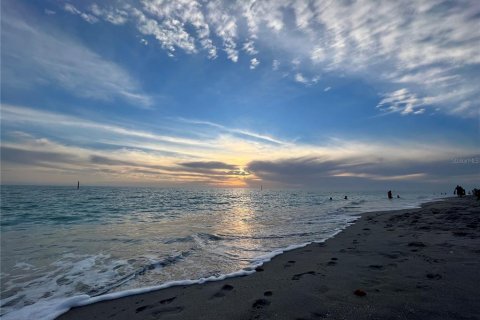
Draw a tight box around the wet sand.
[58,197,480,320]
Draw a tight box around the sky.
[1,0,479,190]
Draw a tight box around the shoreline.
[0,193,438,320]
[56,196,479,319]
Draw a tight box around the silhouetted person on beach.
[473,188,480,200]
[388,190,393,199]
[454,185,465,197]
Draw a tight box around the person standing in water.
[388,190,393,199]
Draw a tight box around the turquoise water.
[0,186,442,319]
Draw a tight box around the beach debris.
[354,289,367,296]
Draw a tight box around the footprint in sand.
[408,241,426,248]
[135,298,175,313]
[426,273,442,280]
[252,299,271,309]
[284,260,296,268]
[326,257,338,266]
[292,271,316,280]
[212,284,235,298]
[159,296,176,305]
[368,264,384,270]
[150,306,184,317]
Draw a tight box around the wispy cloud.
[63,3,98,23]
[89,3,128,25]
[175,118,289,146]
[1,104,478,187]
[376,88,428,115]
[1,8,152,107]
[60,0,479,117]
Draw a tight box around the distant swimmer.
[397,195,400,198]
[344,196,348,200]
[387,190,393,199]
[329,197,333,200]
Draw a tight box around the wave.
[350,199,367,205]
[88,251,192,297]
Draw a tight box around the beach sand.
[57,196,480,320]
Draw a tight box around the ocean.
[0,186,443,319]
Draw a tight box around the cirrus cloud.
[60,0,479,117]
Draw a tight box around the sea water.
[0,186,442,319]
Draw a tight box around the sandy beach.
[57,196,480,320]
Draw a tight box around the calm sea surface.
[0,186,442,319]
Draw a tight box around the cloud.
[1,9,152,107]
[205,1,238,62]
[243,40,258,55]
[89,155,139,167]
[0,142,246,187]
[1,146,79,167]
[140,0,217,58]
[2,104,478,187]
[1,105,213,149]
[294,73,319,86]
[247,153,479,188]
[324,87,331,92]
[376,88,428,115]
[179,161,238,170]
[176,118,288,145]
[294,73,308,84]
[60,0,480,117]
[89,4,128,25]
[64,3,98,24]
[250,58,260,70]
